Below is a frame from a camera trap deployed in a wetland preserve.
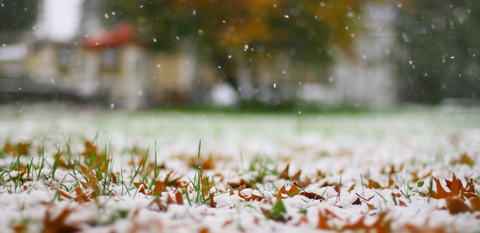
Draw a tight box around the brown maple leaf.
[340,212,391,233]
[43,208,80,233]
[74,188,90,203]
[470,196,480,211]
[4,141,31,156]
[78,164,98,191]
[430,174,476,200]
[317,210,334,230]
[276,184,300,200]
[367,179,382,189]
[445,198,472,215]
[81,141,98,157]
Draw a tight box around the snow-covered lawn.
[1,103,479,232]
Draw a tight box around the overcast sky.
[39,0,82,42]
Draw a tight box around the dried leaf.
[388,176,399,189]
[317,210,334,230]
[347,183,356,192]
[411,170,433,182]
[210,193,217,207]
[429,174,475,200]
[446,198,472,215]
[74,188,90,203]
[150,180,165,196]
[340,212,391,232]
[278,164,290,180]
[291,170,302,181]
[11,225,27,233]
[167,190,184,205]
[381,165,403,175]
[455,153,475,166]
[3,142,31,156]
[470,196,480,211]
[367,179,381,189]
[352,198,362,205]
[81,141,98,157]
[277,184,300,200]
[229,179,253,189]
[298,192,325,201]
[78,164,98,190]
[43,208,80,233]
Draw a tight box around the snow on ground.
[0,103,479,232]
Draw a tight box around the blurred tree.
[0,0,38,42]
[102,0,380,90]
[395,0,480,103]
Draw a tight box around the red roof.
[84,24,134,50]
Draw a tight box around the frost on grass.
[0,108,479,232]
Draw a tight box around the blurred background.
[0,0,479,111]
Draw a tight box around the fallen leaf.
[367,179,381,189]
[317,210,334,230]
[470,196,480,211]
[455,153,475,166]
[74,188,90,203]
[43,208,80,233]
[340,212,390,232]
[446,198,472,215]
[347,183,356,192]
[3,142,31,156]
[78,164,98,191]
[276,184,300,200]
[278,164,290,180]
[352,198,362,205]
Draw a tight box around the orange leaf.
[458,153,475,166]
[11,225,27,233]
[388,176,399,189]
[150,180,165,196]
[334,184,340,193]
[81,141,98,157]
[78,164,97,190]
[59,190,73,200]
[43,208,80,233]
[3,142,31,156]
[446,198,472,215]
[347,184,356,192]
[74,188,90,203]
[341,212,390,232]
[340,215,367,231]
[317,210,334,230]
[430,174,475,200]
[279,164,290,180]
[399,200,407,207]
[291,171,302,181]
[411,170,433,182]
[299,192,325,201]
[277,184,300,200]
[445,173,461,196]
[210,193,217,207]
[430,177,449,199]
[470,196,480,211]
[174,190,184,205]
[367,179,381,189]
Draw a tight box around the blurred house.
[2,1,398,109]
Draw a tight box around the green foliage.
[394,0,480,103]
[101,0,379,87]
[0,0,38,33]
[264,199,288,222]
